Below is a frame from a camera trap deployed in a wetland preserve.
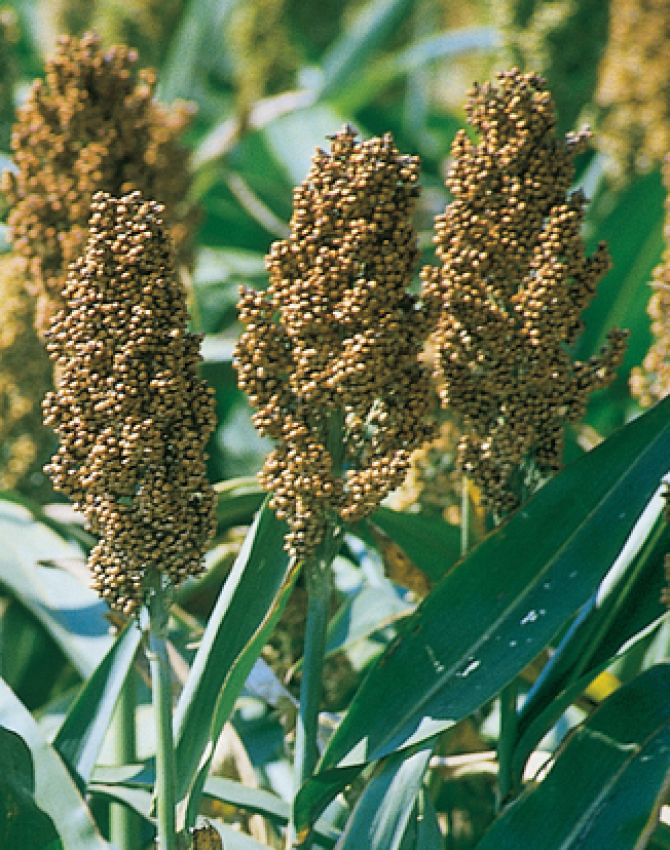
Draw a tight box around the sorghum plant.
[234,125,437,808]
[42,191,216,850]
[1,9,669,850]
[43,191,217,614]
[2,32,194,333]
[235,125,436,560]
[422,69,628,517]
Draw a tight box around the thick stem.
[147,572,178,850]
[291,410,345,848]
[290,525,343,850]
[110,671,141,849]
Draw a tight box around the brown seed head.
[43,192,217,613]
[234,126,437,558]
[3,32,196,334]
[423,69,628,517]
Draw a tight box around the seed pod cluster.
[3,32,195,334]
[235,126,437,559]
[43,192,217,613]
[0,254,54,495]
[596,0,670,178]
[422,69,628,517]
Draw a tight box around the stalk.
[291,412,345,848]
[146,571,178,850]
[109,671,141,849]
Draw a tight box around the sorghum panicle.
[596,0,670,178]
[3,32,195,334]
[630,155,670,408]
[0,254,54,495]
[422,69,628,516]
[38,0,186,69]
[234,126,437,559]
[43,192,217,614]
[497,0,608,136]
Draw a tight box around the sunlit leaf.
[295,396,670,834]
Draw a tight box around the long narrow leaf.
[0,678,110,849]
[173,499,298,807]
[477,664,670,850]
[333,741,434,850]
[53,621,142,787]
[0,499,111,678]
[295,396,670,834]
[317,0,415,100]
[513,490,669,778]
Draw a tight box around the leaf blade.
[295,396,670,833]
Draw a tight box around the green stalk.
[146,571,178,850]
[109,671,141,849]
[291,411,345,848]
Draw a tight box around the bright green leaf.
[173,499,298,811]
[477,664,670,850]
[334,740,434,850]
[295,396,670,833]
[53,622,142,787]
[0,726,62,850]
[0,498,111,678]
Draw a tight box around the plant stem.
[291,408,344,848]
[147,571,178,850]
[110,670,142,849]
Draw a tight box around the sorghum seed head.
[43,191,217,613]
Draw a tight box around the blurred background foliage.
[0,0,669,848]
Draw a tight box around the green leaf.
[317,0,416,100]
[213,478,265,529]
[0,679,110,849]
[362,506,463,584]
[333,741,434,850]
[477,664,670,850]
[513,490,670,779]
[0,498,111,678]
[52,622,142,787]
[87,782,154,821]
[324,584,411,660]
[331,27,501,114]
[173,499,298,811]
[0,726,62,850]
[295,396,670,834]
[202,777,340,847]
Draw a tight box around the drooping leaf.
[0,498,111,678]
[295,396,670,834]
[0,679,110,849]
[477,664,670,850]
